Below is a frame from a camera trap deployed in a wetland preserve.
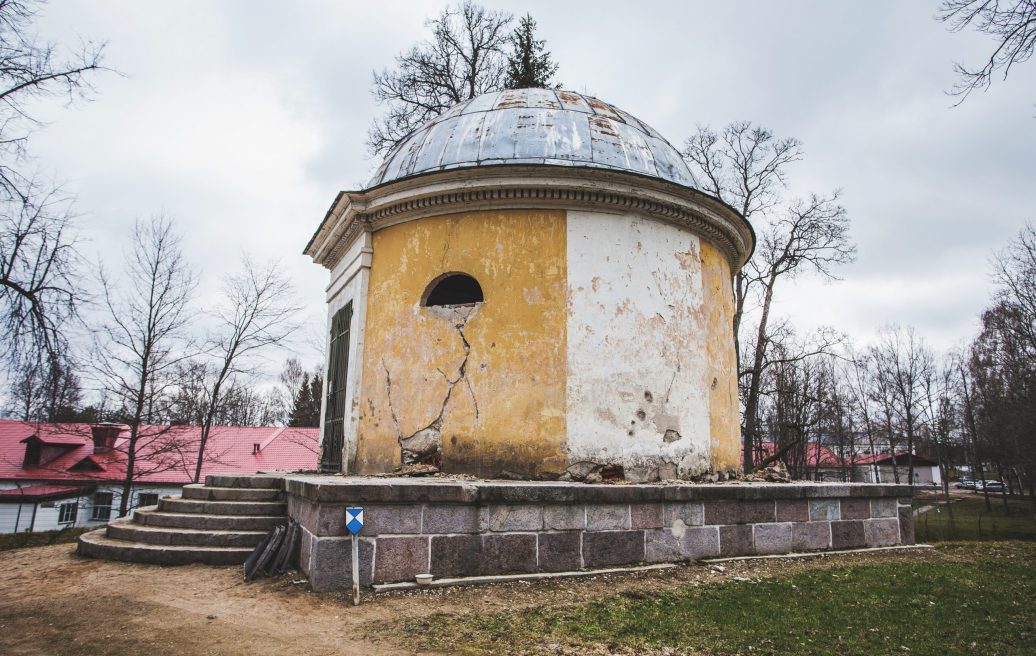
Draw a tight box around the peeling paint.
[565,210,712,479]
[700,240,740,472]
[349,206,740,481]
[356,210,568,478]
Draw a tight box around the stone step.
[134,509,285,531]
[107,518,268,548]
[204,474,285,490]
[158,497,286,516]
[77,529,253,566]
[181,484,283,502]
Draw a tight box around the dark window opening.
[58,502,78,524]
[92,492,113,521]
[137,492,159,509]
[423,273,484,307]
[22,440,41,467]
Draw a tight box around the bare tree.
[369,1,513,155]
[682,122,802,346]
[1,165,85,377]
[938,0,1036,103]
[0,1,107,377]
[0,0,107,200]
[95,217,197,516]
[990,222,1036,351]
[869,325,935,486]
[7,342,80,420]
[683,123,854,470]
[844,347,882,482]
[190,258,301,482]
[274,357,305,424]
[167,360,281,427]
[925,357,960,524]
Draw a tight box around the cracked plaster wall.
[355,210,568,477]
[565,210,715,480]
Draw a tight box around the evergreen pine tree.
[288,373,314,427]
[504,14,559,89]
[307,373,323,426]
[287,371,324,427]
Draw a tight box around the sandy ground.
[0,543,943,656]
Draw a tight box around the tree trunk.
[742,278,776,471]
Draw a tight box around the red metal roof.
[849,452,939,467]
[0,421,319,485]
[747,442,937,469]
[0,484,89,501]
[747,442,847,468]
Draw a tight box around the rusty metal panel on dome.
[513,109,591,162]
[459,91,501,115]
[380,128,427,182]
[494,88,529,109]
[478,107,522,161]
[589,116,650,175]
[646,135,697,187]
[368,88,698,189]
[436,111,489,170]
[410,114,458,173]
[554,90,593,114]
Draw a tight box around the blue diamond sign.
[346,507,364,535]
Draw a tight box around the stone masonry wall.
[285,477,914,592]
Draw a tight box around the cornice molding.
[305,166,754,272]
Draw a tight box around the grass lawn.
[388,542,1036,655]
[916,495,1036,542]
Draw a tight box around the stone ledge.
[285,476,912,505]
[291,480,916,590]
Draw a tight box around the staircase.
[77,475,287,566]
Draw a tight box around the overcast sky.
[28,1,1036,369]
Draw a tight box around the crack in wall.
[389,307,479,466]
[382,358,400,435]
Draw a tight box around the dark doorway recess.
[424,273,484,306]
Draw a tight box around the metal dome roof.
[369,88,697,188]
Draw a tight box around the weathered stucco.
[700,241,740,472]
[356,210,568,478]
[565,210,712,481]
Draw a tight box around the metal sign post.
[346,507,364,606]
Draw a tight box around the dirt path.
[0,545,411,656]
[0,543,945,656]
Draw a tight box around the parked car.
[955,478,976,489]
[974,480,1006,492]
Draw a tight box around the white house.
[0,421,318,533]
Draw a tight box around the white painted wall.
[321,231,373,472]
[0,483,182,533]
[565,210,712,479]
[853,465,941,486]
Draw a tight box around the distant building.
[850,452,942,486]
[754,441,942,486]
[0,421,318,533]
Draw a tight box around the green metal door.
[320,302,352,472]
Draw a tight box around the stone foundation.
[285,476,914,592]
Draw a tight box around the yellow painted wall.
[355,210,568,477]
[700,241,741,472]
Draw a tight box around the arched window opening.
[423,273,484,307]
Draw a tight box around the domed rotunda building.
[305,88,754,482]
